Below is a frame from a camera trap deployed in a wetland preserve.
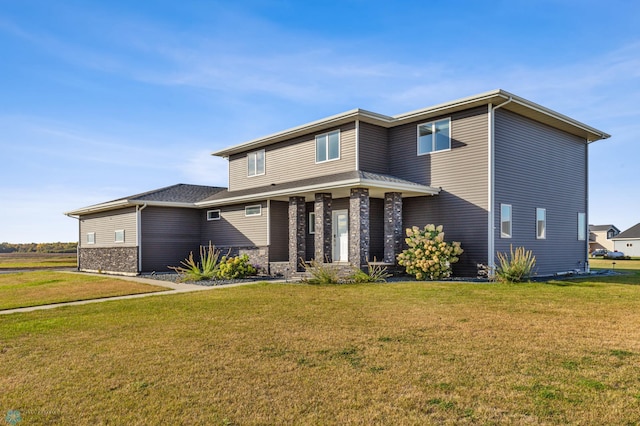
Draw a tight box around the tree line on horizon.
[0,242,77,253]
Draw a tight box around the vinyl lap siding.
[140,207,201,272]
[494,109,587,275]
[201,202,268,247]
[269,201,289,262]
[359,122,389,174]
[391,107,489,275]
[79,207,137,248]
[228,123,357,191]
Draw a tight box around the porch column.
[288,196,306,272]
[314,193,332,263]
[384,192,403,263]
[349,188,370,269]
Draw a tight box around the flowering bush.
[217,254,257,279]
[397,225,463,280]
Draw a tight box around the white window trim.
[577,212,586,241]
[417,117,451,156]
[536,208,546,240]
[207,210,221,221]
[247,149,265,177]
[315,130,341,164]
[115,229,125,243]
[245,205,262,217]
[309,212,316,234]
[87,232,95,245]
[500,204,512,238]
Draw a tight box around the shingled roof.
[613,223,640,240]
[65,184,225,215]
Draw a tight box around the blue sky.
[1,0,639,243]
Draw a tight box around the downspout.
[136,204,148,273]
[65,213,80,271]
[585,140,590,272]
[487,97,513,274]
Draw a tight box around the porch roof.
[196,171,439,207]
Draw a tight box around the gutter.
[487,97,513,273]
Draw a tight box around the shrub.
[217,254,258,279]
[397,225,463,280]
[169,242,221,282]
[349,260,392,283]
[300,258,343,284]
[494,245,536,283]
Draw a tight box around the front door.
[332,210,349,262]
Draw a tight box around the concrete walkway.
[0,272,264,315]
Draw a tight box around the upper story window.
[607,229,617,239]
[247,149,265,177]
[207,210,221,221]
[417,118,451,155]
[501,204,512,238]
[316,130,340,163]
[536,208,546,239]
[578,213,586,241]
[245,205,262,217]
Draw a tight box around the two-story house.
[588,224,620,252]
[66,89,610,277]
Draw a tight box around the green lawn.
[0,271,167,310]
[1,276,640,424]
[0,253,77,269]
[589,257,640,271]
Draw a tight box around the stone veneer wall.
[314,193,332,262]
[289,196,306,271]
[349,188,370,268]
[79,247,138,274]
[384,192,403,263]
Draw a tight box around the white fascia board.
[65,200,198,215]
[211,109,394,158]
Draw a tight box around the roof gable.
[613,223,640,240]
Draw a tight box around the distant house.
[588,224,620,252]
[612,223,640,257]
[66,89,610,277]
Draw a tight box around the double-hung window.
[501,204,512,238]
[417,118,451,155]
[247,149,265,177]
[316,130,340,163]
[536,208,546,239]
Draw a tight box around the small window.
[115,229,125,243]
[536,208,546,239]
[247,149,265,177]
[207,210,221,221]
[309,212,316,234]
[245,205,262,217]
[417,118,451,155]
[577,213,586,241]
[501,204,512,238]
[315,130,340,163]
[87,232,95,245]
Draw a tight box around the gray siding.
[269,201,289,262]
[79,207,137,248]
[391,107,490,275]
[359,122,389,174]
[228,123,357,191]
[369,198,384,261]
[494,109,588,275]
[201,201,268,247]
[140,206,201,272]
